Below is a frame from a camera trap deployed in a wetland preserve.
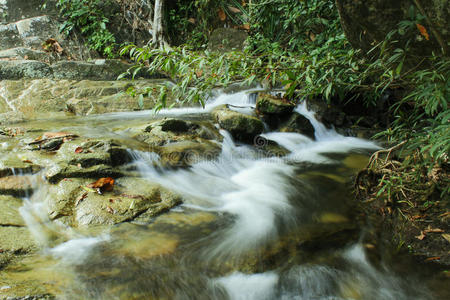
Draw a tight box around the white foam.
[215,272,279,300]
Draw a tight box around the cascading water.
[7,90,437,299]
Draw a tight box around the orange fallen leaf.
[218,8,226,21]
[425,256,440,262]
[416,24,429,40]
[87,177,115,193]
[240,24,250,30]
[187,18,196,24]
[22,159,33,164]
[75,147,83,153]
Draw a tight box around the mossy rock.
[256,93,295,115]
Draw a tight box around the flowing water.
[1,91,443,299]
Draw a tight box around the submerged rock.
[158,140,221,167]
[45,163,122,184]
[256,93,295,115]
[212,105,264,143]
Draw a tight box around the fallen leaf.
[218,8,226,21]
[416,24,429,40]
[75,147,83,153]
[106,205,116,214]
[75,192,88,206]
[416,231,426,240]
[228,6,241,13]
[424,227,444,234]
[22,159,33,164]
[87,177,115,193]
[24,55,29,60]
[425,256,440,262]
[195,69,203,77]
[42,38,64,53]
[187,18,196,24]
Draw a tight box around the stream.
[0,90,441,299]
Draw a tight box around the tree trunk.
[152,0,167,49]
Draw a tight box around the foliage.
[56,0,116,56]
[121,0,449,198]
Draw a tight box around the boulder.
[256,94,295,115]
[279,112,315,139]
[208,28,248,52]
[45,177,182,227]
[51,60,129,80]
[157,140,221,167]
[336,0,449,60]
[212,105,264,142]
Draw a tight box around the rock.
[208,28,248,52]
[0,227,36,253]
[256,93,295,115]
[0,60,52,79]
[45,163,123,184]
[56,139,132,168]
[157,140,221,167]
[0,47,50,61]
[279,112,315,139]
[0,176,33,197]
[212,105,264,142]
[336,0,449,61]
[1,0,57,23]
[0,163,41,178]
[0,23,22,51]
[0,195,24,226]
[45,177,182,227]
[51,60,129,80]
[0,79,174,118]
[138,118,222,147]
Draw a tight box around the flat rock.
[0,195,24,226]
[0,175,34,197]
[45,177,182,227]
[0,60,52,79]
[45,163,123,184]
[0,226,36,253]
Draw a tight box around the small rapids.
[10,90,436,299]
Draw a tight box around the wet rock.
[45,177,182,226]
[157,140,221,167]
[279,112,315,139]
[0,23,22,51]
[208,28,248,52]
[0,195,24,227]
[139,118,222,147]
[45,163,123,184]
[57,139,132,168]
[256,93,295,115]
[212,105,264,142]
[0,164,41,178]
[0,60,52,79]
[0,227,36,253]
[0,176,33,197]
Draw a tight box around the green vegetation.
[119,0,449,201]
[56,0,116,56]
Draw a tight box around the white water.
[15,90,434,299]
